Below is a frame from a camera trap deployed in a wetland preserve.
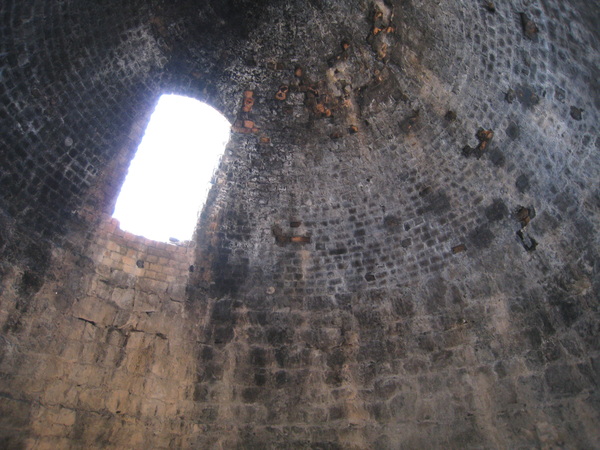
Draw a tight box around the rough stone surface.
[1,0,599,448]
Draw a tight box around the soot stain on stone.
[469,225,495,249]
[505,121,520,140]
[515,85,540,108]
[485,199,509,222]
[516,174,530,193]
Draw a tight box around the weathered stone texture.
[1,217,197,448]
[1,0,599,448]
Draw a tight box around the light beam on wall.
[113,94,230,242]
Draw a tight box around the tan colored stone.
[71,296,117,326]
[111,287,135,309]
[133,291,161,311]
[106,389,134,414]
[140,398,167,418]
[122,256,136,267]
[167,283,187,302]
[77,387,107,410]
[49,407,77,427]
[122,263,143,276]
[136,277,169,295]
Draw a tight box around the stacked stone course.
[0,0,599,448]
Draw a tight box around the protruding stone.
[278,85,289,99]
[445,110,457,121]
[452,244,467,254]
[505,89,516,103]
[520,13,539,39]
[242,97,255,112]
[570,106,583,121]
[290,235,311,243]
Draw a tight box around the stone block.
[71,296,118,327]
[77,387,107,411]
[140,398,167,417]
[111,287,135,309]
[545,364,585,395]
[46,407,77,427]
[167,283,187,302]
[136,278,168,293]
[133,291,161,311]
[106,389,137,415]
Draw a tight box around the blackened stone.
[516,230,538,251]
[469,225,495,249]
[399,110,420,133]
[383,215,401,229]
[516,85,540,108]
[523,327,542,347]
[213,326,234,344]
[553,191,579,214]
[488,148,505,166]
[250,347,267,367]
[329,405,345,420]
[542,341,563,362]
[485,199,508,222]
[274,370,287,386]
[494,361,508,378]
[242,387,262,403]
[266,326,292,345]
[559,300,581,327]
[545,364,584,395]
[505,121,519,140]
[452,244,467,255]
[193,384,209,402]
[201,346,214,361]
[431,350,453,368]
[392,296,415,317]
[516,206,536,227]
[505,89,516,103]
[520,13,539,40]
[423,191,451,214]
[485,2,496,13]
[516,174,530,192]
[592,356,600,378]
[254,371,267,386]
[274,348,287,367]
[570,106,583,120]
[417,334,436,352]
[211,299,233,323]
[18,270,44,297]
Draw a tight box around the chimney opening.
[112,94,230,242]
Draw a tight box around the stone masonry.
[0,0,599,448]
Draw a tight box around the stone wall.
[0,217,197,448]
[1,0,599,448]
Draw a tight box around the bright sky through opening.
[113,94,230,242]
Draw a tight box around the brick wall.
[0,0,598,448]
